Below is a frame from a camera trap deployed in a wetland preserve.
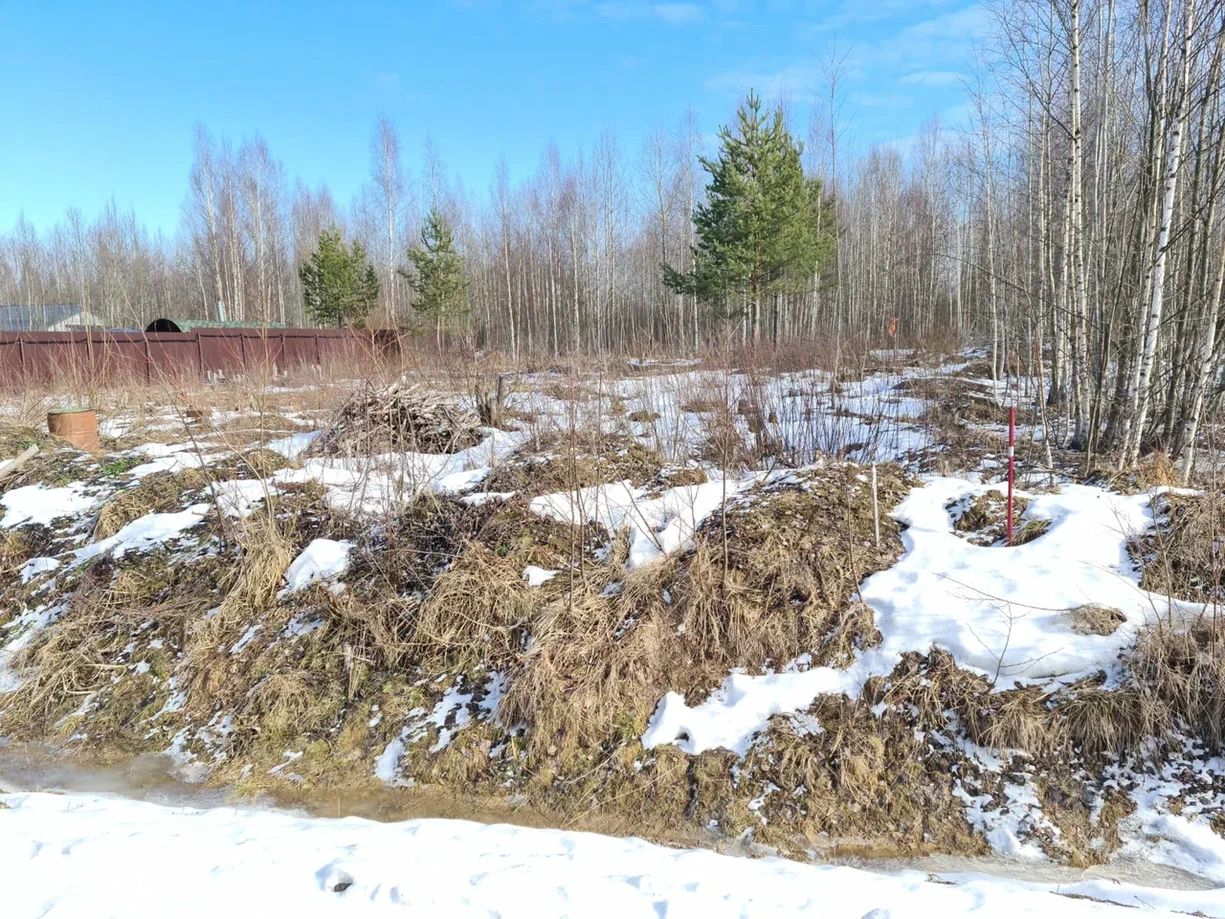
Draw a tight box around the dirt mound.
[502,463,916,766]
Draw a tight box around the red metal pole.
[1006,406,1016,546]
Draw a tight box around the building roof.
[0,303,96,332]
[145,318,288,333]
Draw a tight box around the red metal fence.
[0,328,401,388]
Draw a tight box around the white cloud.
[707,4,984,103]
[806,0,963,35]
[853,91,914,109]
[653,2,704,24]
[705,63,821,100]
[560,0,708,23]
[900,69,962,87]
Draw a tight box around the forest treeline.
[3,0,1224,471]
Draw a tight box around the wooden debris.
[0,444,39,486]
[310,378,481,457]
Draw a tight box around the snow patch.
[644,477,1201,755]
[531,475,759,568]
[0,790,1217,917]
[522,565,558,587]
[19,556,60,583]
[283,539,354,593]
[1,482,100,528]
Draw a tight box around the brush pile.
[309,377,482,456]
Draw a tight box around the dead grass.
[3,552,225,744]
[210,447,298,479]
[0,529,35,581]
[1126,619,1225,749]
[901,376,1010,426]
[742,693,988,857]
[695,465,912,669]
[413,542,539,669]
[949,491,1049,547]
[1135,491,1225,604]
[482,430,664,493]
[184,513,294,704]
[1084,453,1178,494]
[1056,687,1163,756]
[1066,604,1126,636]
[93,468,212,539]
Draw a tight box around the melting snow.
[283,539,354,593]
[643,477,1202,756]
[76,505,211,564]
[272,430,522,515]
[19,556,60,583]
[0,790,1218,917]
[1,482,101,529]
[208,479,277,518]
[522,565,558,587]
[531,475,759,568]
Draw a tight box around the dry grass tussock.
[504,463,914,761]
[412,542,540,669]
[1126,619,1225,749]
[482,429,665,493]
[741,693,988,856]
[3,552,229,745]
[184,513,294,704]
[858,628,1223,762]
[1065,604,1126,635]
[93,468,212,539]
[340,493,602,671]
[1084,452,1179,494]
[1136,490,1225,604]
[0,529,41,597]
[948,491,1049,547]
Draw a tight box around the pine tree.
[299,228,380,327]
[400,207,468,346]
[665,92,829,341]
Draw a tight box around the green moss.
[97,456,143,477]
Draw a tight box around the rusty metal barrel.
[47,408,100,452]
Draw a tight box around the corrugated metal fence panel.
[146,334,200,384]
[0,329,401,387]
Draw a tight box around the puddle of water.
[0,744,234,810]
[840,851,1220,892]
[0,741,1216,894]
[0,742,724,848]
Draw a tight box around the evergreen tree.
[400,207,468,344]
[665,92,830,341]
[299,228,380,327]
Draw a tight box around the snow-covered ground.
[1,789,1220,918]
[2,352,1223,913]
[642,477,1207,756]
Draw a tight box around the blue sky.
[0,0,987,234]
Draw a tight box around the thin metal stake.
[1006,406,1016,546]
[871,463,880,548]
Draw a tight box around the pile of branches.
[310,377,482,457]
